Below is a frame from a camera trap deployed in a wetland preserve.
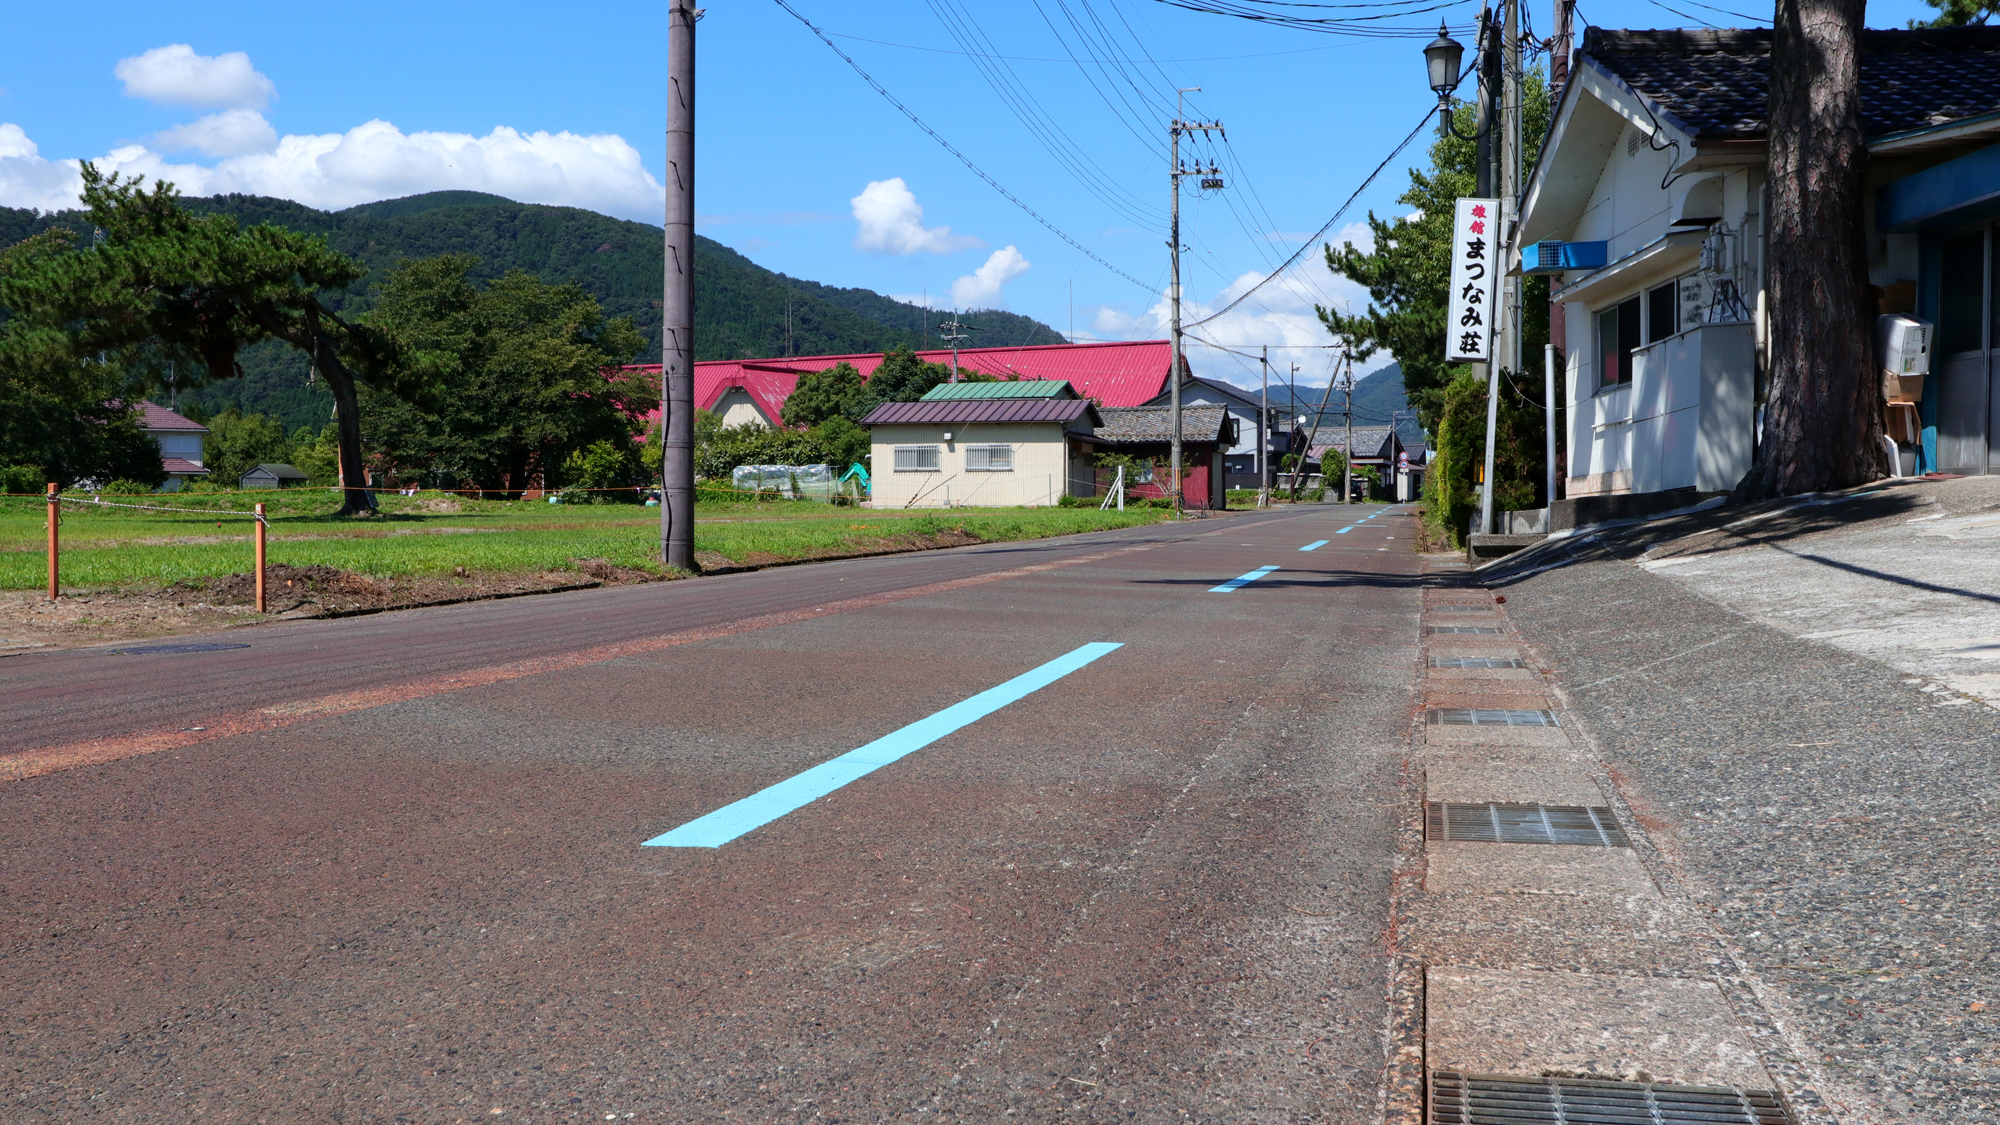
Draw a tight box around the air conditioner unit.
[1519,240,1609,274]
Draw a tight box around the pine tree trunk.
[1737,0,1886,499]
[311,333,374,516]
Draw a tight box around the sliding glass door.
[1935,225,1997,472]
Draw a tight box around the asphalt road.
[3,505,1422,1123]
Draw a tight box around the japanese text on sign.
[1445,197,1499,363]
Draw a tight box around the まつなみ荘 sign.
[1445,198,1499,363]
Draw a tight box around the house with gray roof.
[1091,405,1237,509]
[860,382,1103,508]
[1522,25,2000,504]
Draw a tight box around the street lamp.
[1425,23,1463,98]
[1424,22,1490,140]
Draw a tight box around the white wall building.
[1519,27,2000,502]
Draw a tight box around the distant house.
[1090,405,1237,510]
[137,401,209,491]
[860,380,1102,508]
[1140,375,1283,489]
[240,463,309,489]
[1308,426,1407,495]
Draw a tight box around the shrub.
[560,439,642,503]
[0,465,46,495]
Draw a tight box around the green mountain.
[1218,362,1423,444]
[0,191,1066,431]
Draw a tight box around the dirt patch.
[1,561,674,654]
[1,526,1002,653]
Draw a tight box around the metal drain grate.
[1430,1071,1791,1125]
[105,642,252,655]
[1426,803,1630,846]
[1428,625,1504,634]
[1431,656,1525,669]
[1427,708,1555,726]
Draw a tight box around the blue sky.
[0,0,1937,387]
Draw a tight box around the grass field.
[0,490,1174,591]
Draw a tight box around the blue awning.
[1879,140,2000,231]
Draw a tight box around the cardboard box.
[1883,370,1925,404]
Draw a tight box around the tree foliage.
[781,361,873,427]
[1320,69,1553,432]
[358,254,651,494]
[0,229,169,488]
[1911,0,1998,24]
[0,165,413,511]
[201,408,294,486]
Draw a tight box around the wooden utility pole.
[661,0,699,572]
[1738,0,1883,497]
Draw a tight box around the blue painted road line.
[1209,565,1280,593]
[643,642,1124,848]
[1335,526,1353,534]
[1300,540,1329,552]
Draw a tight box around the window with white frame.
[893,445,940,471]
[965,444,1014,471]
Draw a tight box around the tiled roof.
[1582,26,2000,140]
[859,398,1100,426]
[920,380,1076,401]
[161,457,209,475]
[1311,426,1397,461]
[246,463,309,480]
[137,400,208,433]
[1093,405,1232,443]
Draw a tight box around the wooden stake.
[254,503,267,613]
[45,483,57,600]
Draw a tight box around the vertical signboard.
[1445,198,1499,363]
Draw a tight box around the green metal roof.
[918,379,1076,401]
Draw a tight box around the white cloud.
[115,44,275,110]
[151,109,277,157]
[950,245,1031,309]
[0,125,88,212]
[0,120,667,223]
[850,177,982,255]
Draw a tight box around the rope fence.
[43,486,269,611]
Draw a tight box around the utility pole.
[1170,88,1223,517]
[1477,0,1523,538]
[1259,345,1270,504]
[1342,346,1355,504]
[938,312,974,381]
[660,0,699,573]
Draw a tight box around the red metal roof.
[859,398,1099,426]
[625,340,1173,429]
[136,401,209,433]
[160,457,209,474]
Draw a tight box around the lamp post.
[1423,10,1519,540]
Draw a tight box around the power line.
[771,0,1162,296]
[1185,99,1435,329]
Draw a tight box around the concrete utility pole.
[1260,345,1270,502]
[1477,0,1523,537]
[1342,346,1355,504]
[660,0,699,573]
[1170,88,1222,517]
[938,313,973,381]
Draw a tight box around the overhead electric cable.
[1186,99,1436,328]
[1146,0,1478,37]
[770,0,1160,296]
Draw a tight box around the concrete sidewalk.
[1426,479,2000,1122]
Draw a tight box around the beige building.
[861,386,1101,508]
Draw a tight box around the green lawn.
[0,490,1172,591]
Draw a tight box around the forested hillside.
[0,191,1064,431]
